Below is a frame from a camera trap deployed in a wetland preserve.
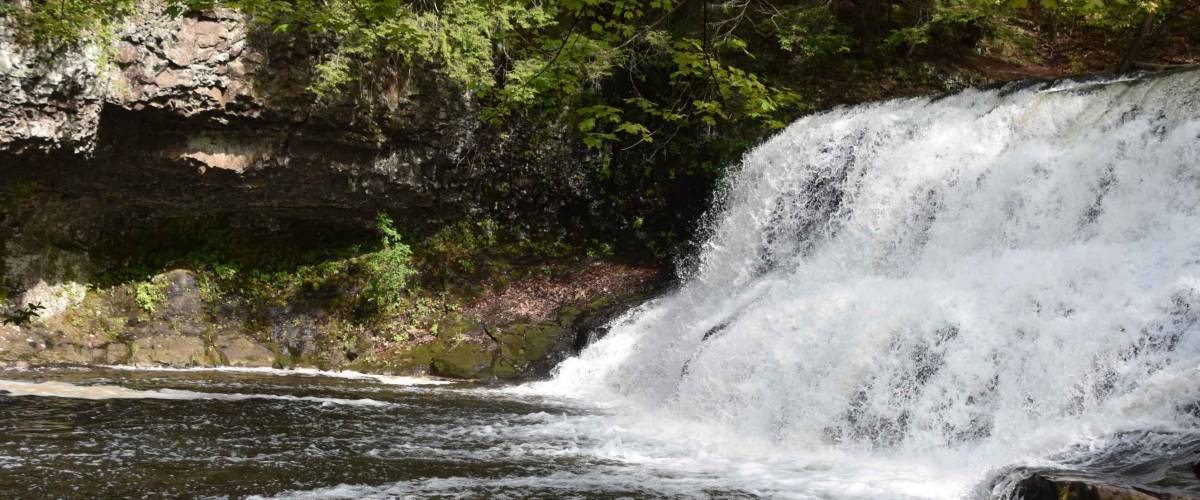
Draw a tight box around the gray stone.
[159,270,204,321]
[0,0,590,235]
[217,334,275,367]
[129,334,207,367]
[103,343,130,364]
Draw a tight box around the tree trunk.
[859,0,884,56]
[1119,10,1156,73]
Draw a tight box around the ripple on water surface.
[4,367,1187,499]
[0,367,787,499]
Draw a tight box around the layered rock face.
[1,1,585,227]
[0,2,635,378]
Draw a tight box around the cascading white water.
[538,70,1200,496]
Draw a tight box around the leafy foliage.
[1,0,135,46]
[147,0,806,149]
[134,280,167,313]
[6,0,1194,262]
[360,213,416,314]
[766,5,853,58]
[2,303,44,327]
[7,0,1180,141]
[884,0,1175,52]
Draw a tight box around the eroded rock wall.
[1,0,588,230]
[0,1,622,379]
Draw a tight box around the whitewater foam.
[534,70,1200,496]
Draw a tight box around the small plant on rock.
[361,214,416,315]
[2,303,45,327]
[134,280,167,314]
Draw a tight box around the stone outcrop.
[1012,473,1199,500]
[0,1,643,379]
[0,0,588,231]
[0,264,663,379]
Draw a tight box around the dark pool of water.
[0,367,756,499]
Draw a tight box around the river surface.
[0,366,1198,499]
[0,366,850,499]
[0,366,720,499]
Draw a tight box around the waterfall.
[539,71,1200,495]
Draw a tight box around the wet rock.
[129,334,207,367]
[1013,474,1191,500]
[429,337,495,379]
[269,315,323,365]
[0,332,36,363]
[216,334,274,367]
[493,322,566,378]
[412,279,667,380]
[156,270,205,326]
[103,342,130,364]
[27,337,97,365]
[532,284,668,379]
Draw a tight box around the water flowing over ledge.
[537,70,1200,496]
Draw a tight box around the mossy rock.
[430,339,494,378]
[437,314,479,339]
[129,334,208,367]
[494,322,565,372]
[392,342,440,368]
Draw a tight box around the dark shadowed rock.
[1012,473,1198,500]
[0,2,591,236]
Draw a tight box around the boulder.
[1013,473,1196,500]
[129,334,208,367]
[216,334,274,367]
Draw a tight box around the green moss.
[400,343,439,368]
[491,357,519,378]
[492,322,566,376]
[430,337,494,379]
[555,305,582,328]
[1,181,40,213]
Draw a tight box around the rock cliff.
[1,1,588,229]
[0,1,646,379]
